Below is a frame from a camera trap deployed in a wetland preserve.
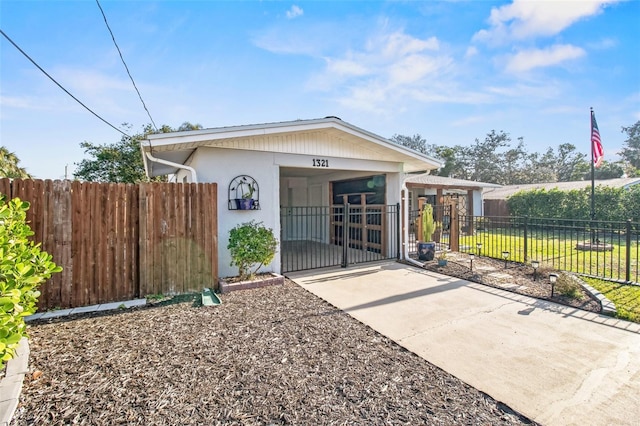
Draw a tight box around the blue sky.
[1,0,639,179]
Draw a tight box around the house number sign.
[312,158,330,168]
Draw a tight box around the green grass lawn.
[458,229,639,284]
[456,229,640,323]
[583,277,640,323]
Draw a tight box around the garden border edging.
[0,337,29,426]
[570,274,617,316]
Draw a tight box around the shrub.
[0,196,62,368]
[506,186,637,221]
[554,273,584,300]
[227,221,278,280]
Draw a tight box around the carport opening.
[280,169,398,272]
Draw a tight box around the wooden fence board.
[52,180,72,308]
[138,184,148,296]
[0,179,10,200]
[71,181,84,308]
[0,179,217,310]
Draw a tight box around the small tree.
[0,196,61,368]
[227,221,278,280]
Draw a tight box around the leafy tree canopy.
[620,120,640,171]
[587,160,626,180]
[390,123,638,185]
[0,147,31,179]
[74,122,202,183]
[389,134,434,156]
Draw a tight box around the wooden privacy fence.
[0,179,218,310]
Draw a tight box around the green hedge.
[0,196,61,369]
[507,185,640,222]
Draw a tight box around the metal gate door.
[281,203,400,273]
[408,203,454,257]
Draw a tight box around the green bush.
[0,196,61,369]
[507,185,640,222]
[554,273,584,300]
[227,221,278,280]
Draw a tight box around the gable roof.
[141,117,442,177]
[405,173,501,190]
[483,178,640,200]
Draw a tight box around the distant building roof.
[405,174,501,190]
[483,178,640,200]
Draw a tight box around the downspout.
[402,180,425,269]
[144,150,198,183]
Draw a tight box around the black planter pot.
[235,198,254,210]
[417,242,436,261]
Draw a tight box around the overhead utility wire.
[95,0,158,132]
[0,28,131,138]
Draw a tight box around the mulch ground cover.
[422,254,601,313]
[13,278,536,425]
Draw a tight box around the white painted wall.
[176,147,408,278]
[184,148,281,278]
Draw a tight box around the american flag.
[591,110,604,168]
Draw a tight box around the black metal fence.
[280,204,400,272]
[456,215,639,284]
[408,205,452,255]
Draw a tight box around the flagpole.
[590,107,596,222]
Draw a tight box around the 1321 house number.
[312,158,329,168]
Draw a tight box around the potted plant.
[235,182,255,210]
[417,204,436,261]
[437,251,448,267]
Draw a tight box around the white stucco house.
[141,117,442,278]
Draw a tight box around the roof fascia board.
[332,120,442,167]
[143,117,442,169]
[145,118,342,147]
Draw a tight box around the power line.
[0,28,131,138]
[95,0,158,132]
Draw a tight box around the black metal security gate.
[281,203,400,273]
[408,203,453,256]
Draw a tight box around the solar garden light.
[469,253,475,271]
[531,260,540,281]
[549,273,559,297]
[502,251,509,268]
[476,242,482,257]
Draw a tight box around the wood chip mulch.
[13,280,536,425]
[421,254,601,313]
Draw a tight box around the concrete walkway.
[287,261,640,426]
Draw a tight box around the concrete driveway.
[287,261,640,426]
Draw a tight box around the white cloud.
[252,22,341,56]
[54,67,131,95]
[325,57,370,77]
[505,44,585,73]
[372,32,439,58]
[336,83,389,114]
[387,54,450,86]
[310,29,452,113]
[286,5,303,19]
[0,95,45,110]
[587,37,618,50]
[474,0,619,44]
[465,46,478,58]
